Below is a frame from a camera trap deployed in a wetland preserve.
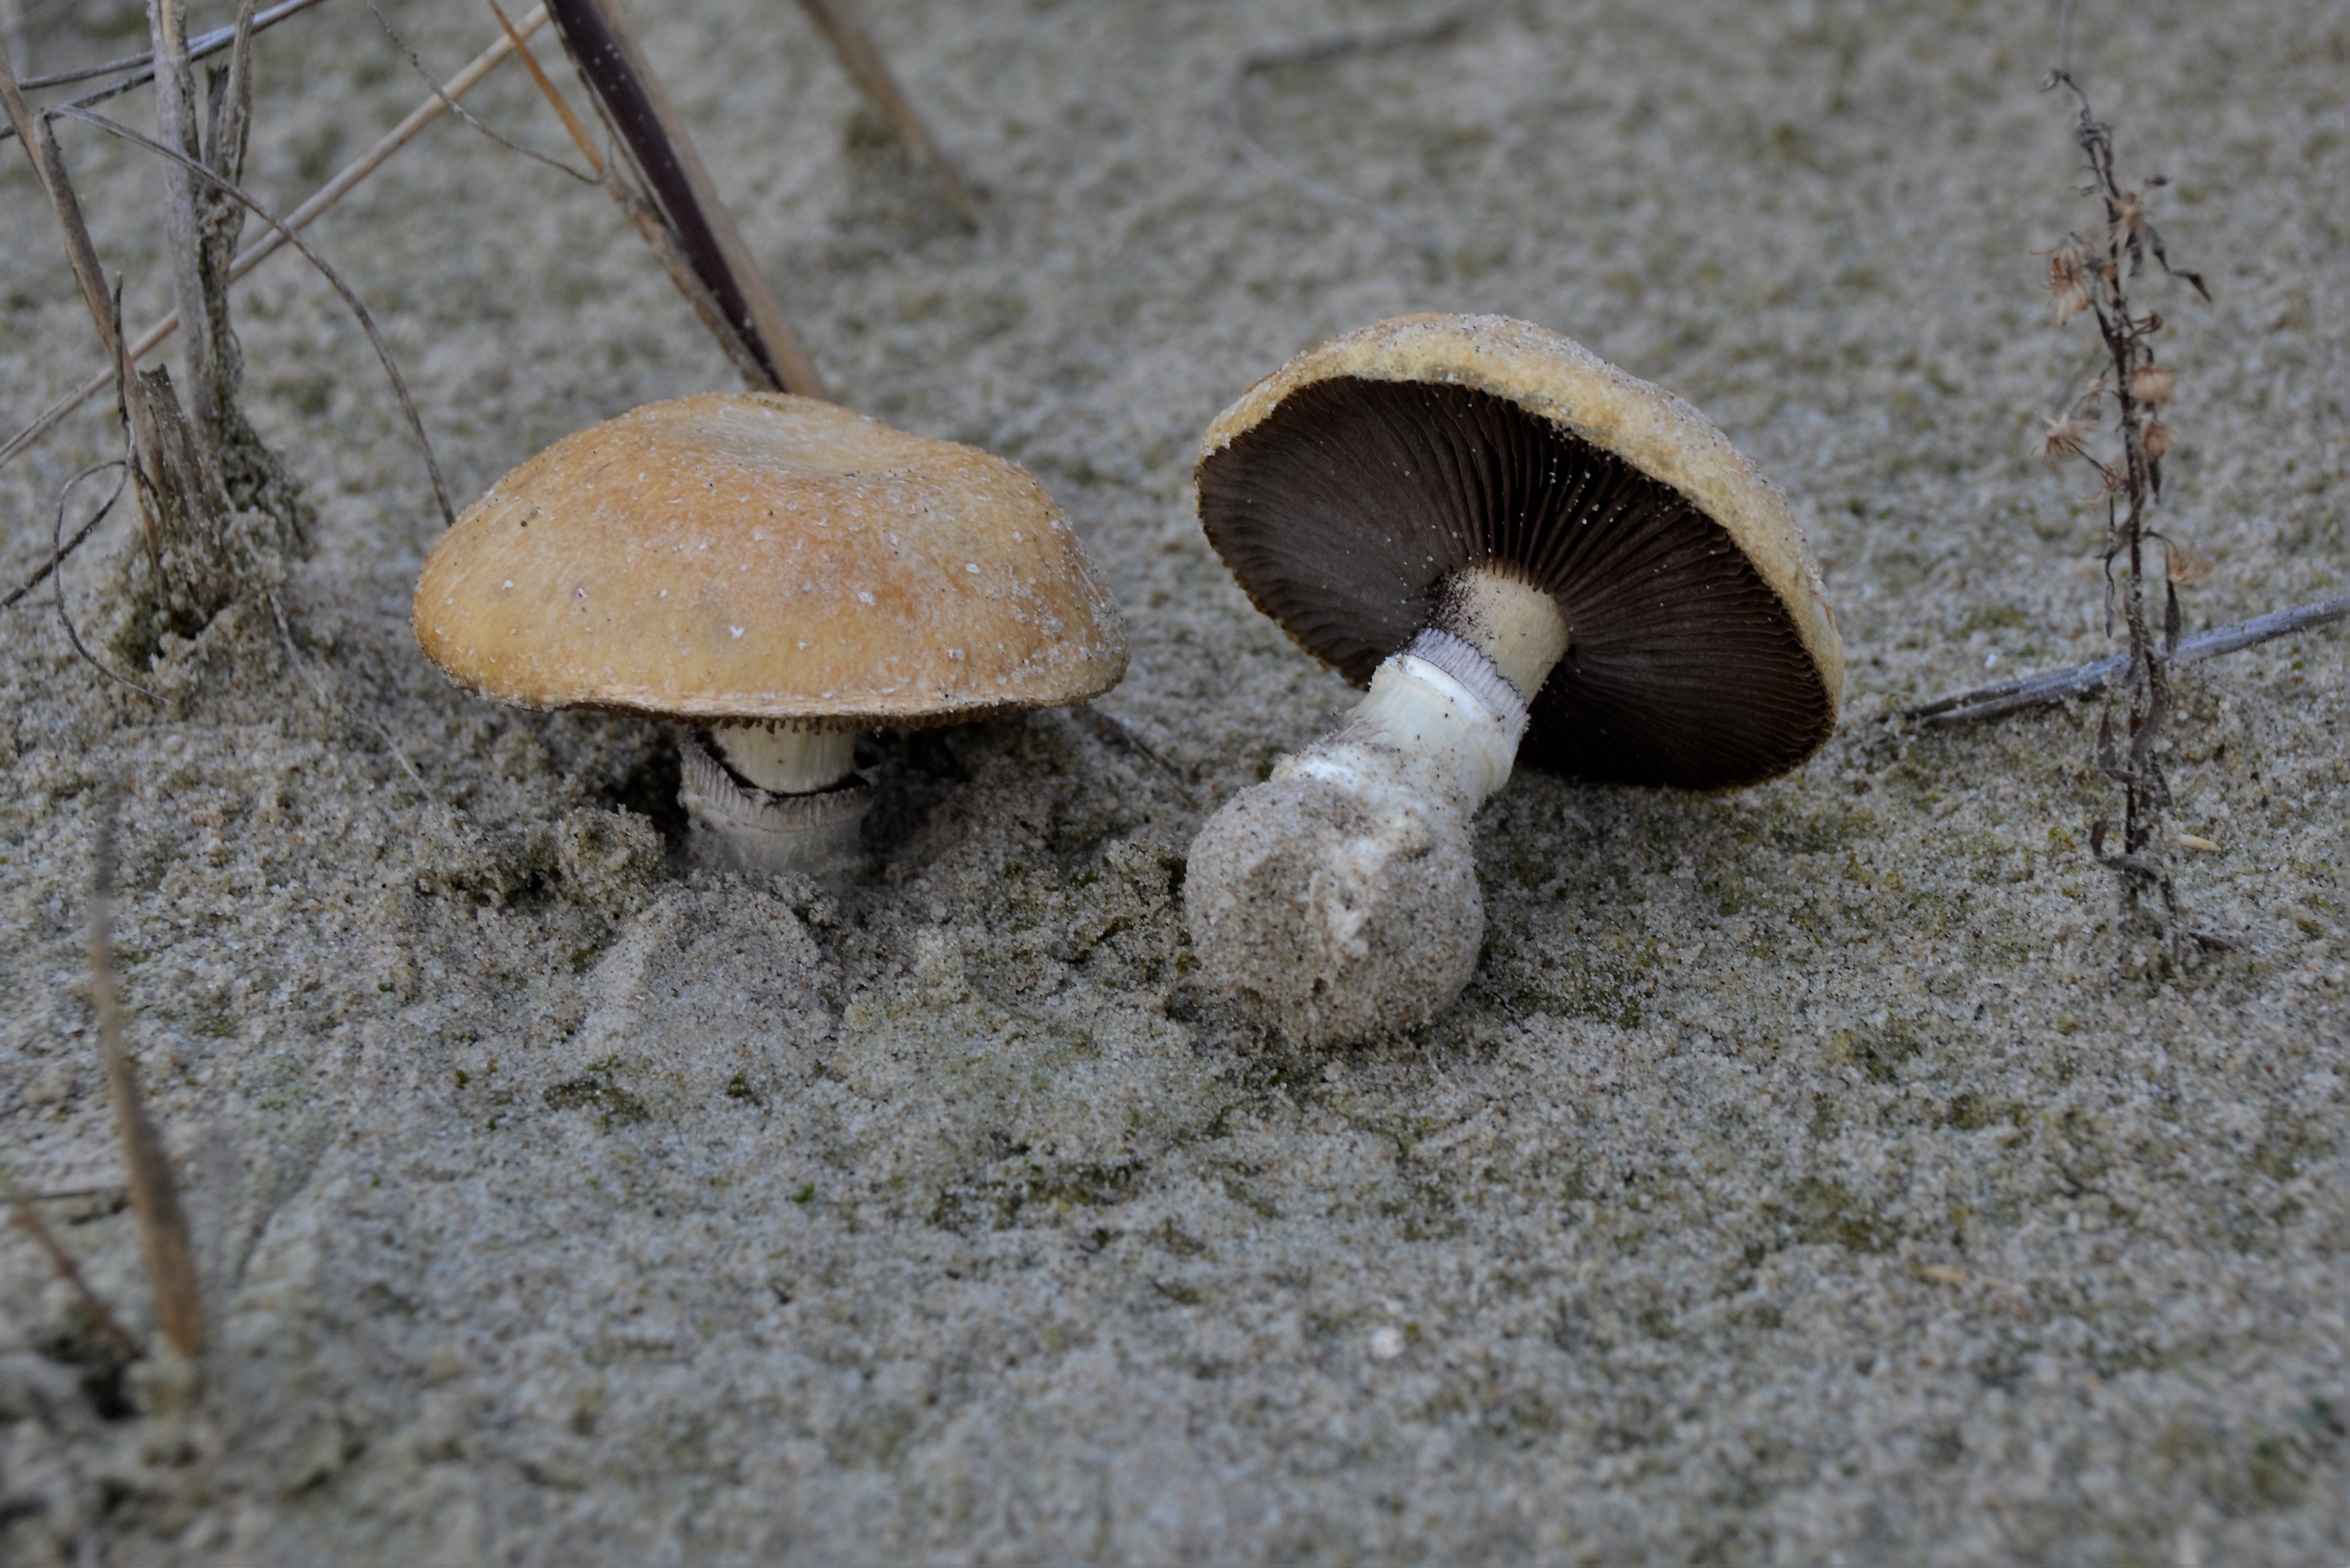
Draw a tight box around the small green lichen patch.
[542,1075,650,1130]
[929,1156,1143,1233]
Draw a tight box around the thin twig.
[149,0,228,474]
[1074,705,1197,804]
[0,8,545,479]
[55,101,457,525]
[544,0,825,397]
[793,0,978,227]
[89,777,208,1359]
[5,1198,144,1363]
[4,0,88,50]
[12,1183,127,1203]
[1906,590,2350,725]
[358,0,594,182]
[9,0,326,100]
[266,588,437,800]
[50,456,160,702]
[0,57,123,357]
[4,455,115,607]
[492,0,776,393]
[1226,0,1498,262]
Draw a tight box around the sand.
[2,0,2345,1560]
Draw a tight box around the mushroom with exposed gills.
[1186,314,1844,1046]
[414,393,1127,874]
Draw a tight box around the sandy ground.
[2,0,2346,1560]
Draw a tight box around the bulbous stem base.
[1184,639,1530,1046]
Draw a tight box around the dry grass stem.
[56,98,455,525]
[43,452,157,700]
[5,1197,145,1364]
[1905,590,2350,725]
[148,0,231,474]
[1229,0,1498,261]
[0,59,131,362]
[5,0,326,106]
[0,7,545,485]
[493,0,727,386]
[2028,64,2210,967]
[544,0,825,397]
[89,781,207,1359]
[793,0,978,227]
[494,0,778,395]
[362,0,588,182]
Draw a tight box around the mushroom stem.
[711,723,859,794]
[1432,566,1571,703]
[681,724,871,876]
[1184,565,1567,1046]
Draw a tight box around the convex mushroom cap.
[414,392,1127,871]
[1185,313,1842,1045]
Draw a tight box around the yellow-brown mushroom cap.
[414,393,1127,727]
[1197,314,1844,789]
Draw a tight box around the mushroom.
[414,392,1127,873]
[1185,314,1843,1046]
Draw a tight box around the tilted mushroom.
[1186,314,1843,1045]
[414,393,1127,873]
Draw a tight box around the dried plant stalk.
[2036,66,2209,968]
[543,0,825,396]
[0,8,545,490]
[4,0,328,113]
[89,782,208,1359]
[1907,590,2350,725]
[491,0,780,395]
[6,1196,145,1365]
[117,0,311,648]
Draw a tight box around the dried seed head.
[2166,541,2210,585]
[2041,236,2095,324]
[2141,418,2171,459]
[2111,188,2150,245]
[2130,363,2176,405]
[2039,414,2093,467]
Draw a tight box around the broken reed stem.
[5,1198,145,1364]
[492,0,781,395]
[792,0,978,227]
[0,51,170,553]
[148,0,228,472]
[1905,589,2350,725]
[89,780,208,1359]
[0,8,545,487]
[0,57,127,361]
[542,0,825,397]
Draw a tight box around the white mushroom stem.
[680,723,871,877]
[1184,566,1568,1047]
[711,724,859,794]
